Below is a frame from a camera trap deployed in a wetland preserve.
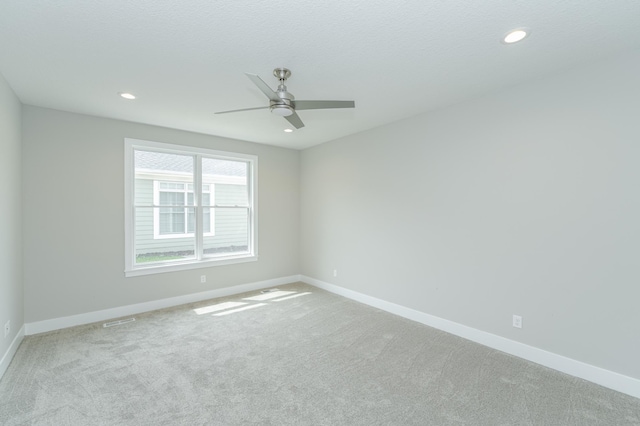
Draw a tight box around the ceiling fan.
[215,68,355,129]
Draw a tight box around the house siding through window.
[134,179,248,257]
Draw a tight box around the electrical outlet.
[513,315,522,329]
[333,269,338,277]
[4,320,9,338]
[200,275,207,283]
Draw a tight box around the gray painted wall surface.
[0,72,23,357]
[22,106,300,323]
[300,52,640,380]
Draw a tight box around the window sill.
[125,253,257,277]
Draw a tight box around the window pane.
[134,150,193,207]
[134,207,195,264]
[202,157,248,206]
[203,207,248,257]
[203,207,211,233]
[202,193,212,233]
[214,183,247,207]
[187,207,195,234]
[160,182,184,190]
[159,191,185,206]
[160,207,185,234]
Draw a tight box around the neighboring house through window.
[153,181,214,238]
[124,138,257,277]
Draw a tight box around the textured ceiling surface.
[1,1,640,149]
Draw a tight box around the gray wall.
[0,72,23,356]
[300,52,640,380]
[22,106,300,323]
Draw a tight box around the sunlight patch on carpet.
[213,303,267,316]
[273,292,312,302]
[194,301,247,315]
[242,291,295,301]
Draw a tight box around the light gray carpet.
[1,282,639,425]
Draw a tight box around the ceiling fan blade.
[245,73,280,102]
[214,106,269,115]
[294,100,355,110]
[284,112,305,129]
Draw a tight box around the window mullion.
[194,155,203,260]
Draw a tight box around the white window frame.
[152,180,215,239]
[124,138,258,277]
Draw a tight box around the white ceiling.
[1,1,640,150]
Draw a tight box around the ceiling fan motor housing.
[270,86,295,116]
[270,104,294,116]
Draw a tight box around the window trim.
[124,138,258,277]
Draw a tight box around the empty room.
[1,1,639,424]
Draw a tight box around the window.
[124,138,257,277]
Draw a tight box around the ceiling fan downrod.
[271,68,294,116]
[273,68,292,95]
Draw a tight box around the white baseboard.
[301,275,640,400]
[0,324,25,381]
[25,275,301,335]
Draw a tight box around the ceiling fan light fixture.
[271,104,294,117]
[284,128,293,133]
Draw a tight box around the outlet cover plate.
[513,315,522,329]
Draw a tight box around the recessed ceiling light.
[284,128,293,133]
[119,92,136,100]
[502,28,530,44]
